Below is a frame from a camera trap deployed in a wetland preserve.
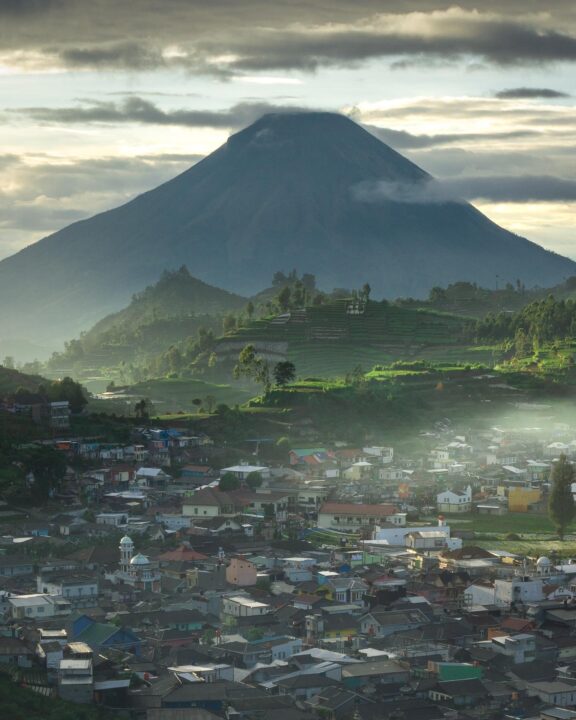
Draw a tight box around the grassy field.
[88,377,253,415]
[434,512,576,558]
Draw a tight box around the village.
[1,409,576,720]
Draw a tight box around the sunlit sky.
[1,1,575,261]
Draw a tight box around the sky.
[0,0,575,262]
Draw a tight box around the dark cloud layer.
[495,87,570,99]
[15,98,314,128]
[0,2,575,74]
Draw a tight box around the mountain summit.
[0,111,574,345]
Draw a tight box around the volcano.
[0,111,574,345]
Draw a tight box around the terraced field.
[218,300,491,377]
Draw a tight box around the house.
[429,678,489,707]
[318,502,406,531]
[527,681,576,708]
[8,593,71,619]
[305,613,359,642]
[488,633,537,664]
[181,465,213,480]
[226,557,258,587]
[182,488,250,518]
[0,636,34,667]
[341,659,409,689]
[37,573,99,608]
[70,615,142,655]
[218,636,302,668]
[342,461,373,481]
[320,576,367,606]
[220,464,270,481]
[360,607,428,637]
[283,557,315,583]
[221,595,271,619]
[0,555,35,577]
[508,487,542,513]
[58,658,93,704]
[437,486,472,513]
[406,530,451,550]
[37,640,64,672]
[96,512,127,527]
[135,467,171,487]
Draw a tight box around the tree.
[47,376,87,413]
[272,271,287,286]
[246,301,255,320]
[204,395,217,413]
[362,282,371,301]
[219,472,240,491]
[549,454,576,540]
[2,356,15,369]
[22,446,66,502]
[192,398,202,414]
[233,344,271,393]
[246,471,263,489]
[134,398,150,419]
[273,361,296,387]
[277,286,291,312]
[223,314,237,333]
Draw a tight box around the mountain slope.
[50,266,246,368]
[0,111,574,346]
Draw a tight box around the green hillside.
[0,366,46,395]
[400,276,576,318]
[214,299,495,377]
[48,266,247,372]
[89,377,253,415]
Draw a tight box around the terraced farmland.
[218,300,493,377]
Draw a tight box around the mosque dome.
[130,553,150,566]
[536,556,551,567]
[119,535,133,547]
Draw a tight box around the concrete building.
[226,557,257,587]
[437,486,472,513]
[318,503,406,531]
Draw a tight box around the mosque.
[112,535,162,593]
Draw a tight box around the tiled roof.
[319,502,398,516]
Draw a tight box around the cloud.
[58,42,164,71]
[13,98,315,128]
[354,178,458,204]
[364,124,540,149]
[495,87,570,99]
[355,174,576,205]
[0,151,203,258]
[1,5,576,74]
[441,175,576,202]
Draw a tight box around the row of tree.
[476,296,576,344]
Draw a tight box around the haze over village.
[1,2,576,720]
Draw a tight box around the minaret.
[119,536,134,573]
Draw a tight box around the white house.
[135,467,171,487]
[220,464,271,481]
[318,503,406,531]
[437,486,472,513]
[8,594,71,620]
[464,575,544,608]
[221,595,271,618]
[363,447,394,464]
[96,512,127,527]
[283,557,315,583]
[371,517,461,550]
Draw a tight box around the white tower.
[119,535,134,573]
